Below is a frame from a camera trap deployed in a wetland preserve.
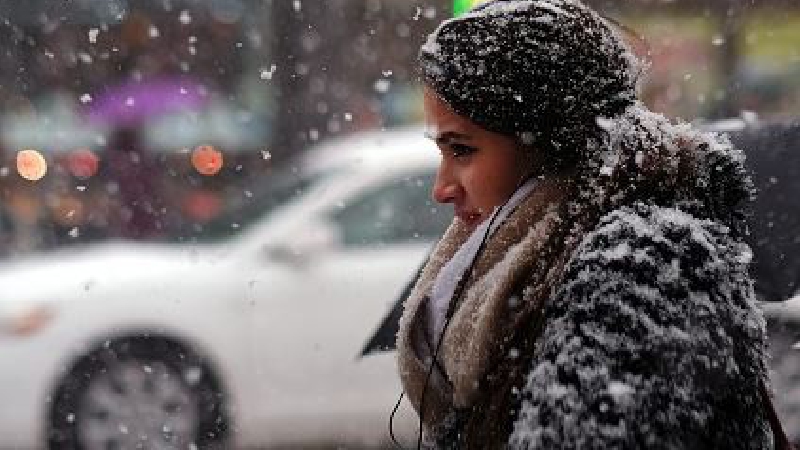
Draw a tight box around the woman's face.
[424,87,537,231]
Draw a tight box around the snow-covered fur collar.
[577,103,753,236]
[396,104,756,445]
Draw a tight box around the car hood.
[0,241,238,306]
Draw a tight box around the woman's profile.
[395,0,786,448]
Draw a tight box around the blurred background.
[0,0,799,448]
[0,0,798,255]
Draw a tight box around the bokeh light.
[16,149,47,181]
[66,148,100,179]
[183,189,223,222]
[191,145,223,176]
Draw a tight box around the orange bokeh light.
[16,149,47,181]
[66,148,100,179]
[191,145,224,176]
[183,189,223,222]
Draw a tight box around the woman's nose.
[432,165,460,204]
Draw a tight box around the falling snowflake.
[741,110,758,123]
[184,367,203,385]
[374,79,391,93]
[260,64,277,80]
[80,93,92,103]
[88,28,99,43]
[179,10,192,25]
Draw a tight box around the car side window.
[329,171,451,247]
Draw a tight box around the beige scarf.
[396,176,570,429]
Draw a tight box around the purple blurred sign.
[85,76,210,126]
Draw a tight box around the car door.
[246,168,449,440]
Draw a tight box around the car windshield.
[165,164,335,243]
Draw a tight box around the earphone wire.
[389,391,405,449]
[389,174,534,450]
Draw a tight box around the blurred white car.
[0,127,448,449]
[721,119,800,444]
[762,299,800,444]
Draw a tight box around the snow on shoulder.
[510,203,768,448]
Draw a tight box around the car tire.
[48,335,228,450]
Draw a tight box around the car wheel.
[48,336,228,449]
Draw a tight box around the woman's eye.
[450,143,477,158]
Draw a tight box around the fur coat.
[396,105,775,449]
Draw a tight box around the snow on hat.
[420,0,638,168]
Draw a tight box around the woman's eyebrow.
[424,130,473,144]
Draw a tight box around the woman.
[395,0,785,448]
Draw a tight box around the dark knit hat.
[420,0,638,168]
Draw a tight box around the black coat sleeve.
[509,204,772,450]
